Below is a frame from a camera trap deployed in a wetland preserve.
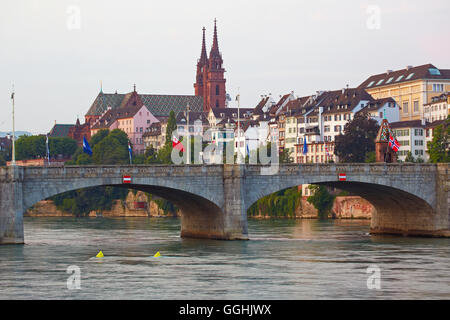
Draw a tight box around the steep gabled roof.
[319,88,373,114]
[48,124,74,137]
[86,92,203,118]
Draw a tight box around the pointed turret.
[209,19,223,71]
[198,27,208,67]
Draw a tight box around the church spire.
[210,18,219,55]
[209,19,223,71]
[198,26,208,66]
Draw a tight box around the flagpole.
[11,84,16,166]
[236,89,241,164]
[186,103,190,165]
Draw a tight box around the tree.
[334,110,380,163]
[427,118,450,163]
[307,185,335,220]
[92,135,129,164]
[15,135,77,160]
[364,151,376,163]
[280,147,294,163]
[165,110,177,145]
[404,151,415,163]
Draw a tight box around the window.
[136,127,139,132]
[395,75,404,82]
[140,127,143,132]
[216,85,219,96]
[376,79,384,86]
[433,84,444,92]
[405,73,414,80]
[429,68,441,75]
[403,102,409,114]
[147,120,150,124]
[413,101,419,113]
[386,77,394,84]
[324,125,330,132]
[216,100,219,108]
[414,140,423,146]
[367,81,375,88]
[414,129,423,136]
[415,150,424,156]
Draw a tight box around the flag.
[83,136,92,155]
[246,142,250,157]
[388,135,400,152]
[302,137,308,154]
[11,92,14,100]
[172,136,185,152]
[46,135,50,163]
[128,141,133,164]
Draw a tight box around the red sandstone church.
[194,19,227,111]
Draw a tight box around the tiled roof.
[48,124,74,137]
[390,120,425,129]
[358,97,396,113]
[319,88,373,114]
[91,105,143,130]
[86,92,203,117]
[269,93,291,114]
[211,108,254,119]
[358,64,450,89]
[425,119,447,129]
[176,111,209,125]
[253,97,270,115]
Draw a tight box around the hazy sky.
[1,0,449,134]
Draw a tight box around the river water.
[0,217,449,299]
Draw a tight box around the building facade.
[359,64,450,122]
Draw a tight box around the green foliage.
[334,110,380,163]
[165,111,177,145]
[247,187,302,218]
[51,187,128,216]
[15,135,77,160]
[427,118,450,163]
[404,151,415,163]
[89,129,109,148]
[307,185,335,220]
[364,151,376,163]
[92,136,129,164]
[280,147,294,164]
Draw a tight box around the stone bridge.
[0,163,449,244]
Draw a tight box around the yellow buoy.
[96,250,104,258]
[153,251,161,258]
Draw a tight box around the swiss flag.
[172,136,185,152]
[389,135,400,153]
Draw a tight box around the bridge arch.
[243,164,439,236]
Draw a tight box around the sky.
[1,0,449,134]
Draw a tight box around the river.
[0,217,449,299]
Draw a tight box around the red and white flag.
[388,135,400,152]
[172,136,185,152]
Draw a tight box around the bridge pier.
[180,165,248,240]
[0,167,24,244]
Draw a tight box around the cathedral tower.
[194,19,227,111]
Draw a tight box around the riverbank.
[25,192,373,219]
